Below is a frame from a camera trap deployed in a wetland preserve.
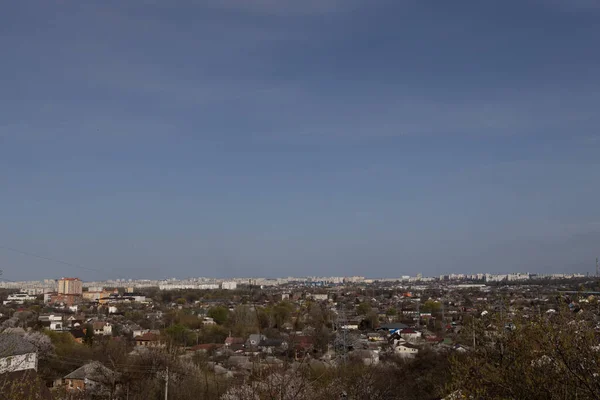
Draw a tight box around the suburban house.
[366,333,386,342]
[63,361,119,396]
[340,322,360,330]
[83,289,112,303]
[132,328,149,338]
[394,343,420,358]
[2,292,37,305]
[246,334,266,348]
[399,328,422,342]
[134,332,163,347]
[0,334,38,374]
[93,321,113,336]
[122,292,147,302]
[378,322,409,333]
[38,314,64,331]
[224,336,245,347]
[258,338,288,354]
[66,314,84,328]
[224,336,245,352]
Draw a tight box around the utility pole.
[164,366,169,400]
[472,317,476,349]
[596,257,599,278]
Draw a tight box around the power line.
[0,245,130,279]
[0,245,104,274]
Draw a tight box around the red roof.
[291,336,314,349]
[135,332,160,342]
[225,337,245,345]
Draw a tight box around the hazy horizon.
[2,0,600,281]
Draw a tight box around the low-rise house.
[66,314,84,328]
[341,322,360,330]
[246,334,266,348]
[132,328,149,338]
[83,290,112,303]
[394,343,419,358]
[63,361,119,397]
[134,332,164,348]
[399,328,422,342]
[93,322,113,336]
[38,314,64,331]
[0,334,38,374]
[366,333,386,342]
[378,322,408,333]
[258,338,288,354]
[122,292,147,302]
[3,293,37,305]
[202,317,216,326]
[224,336,245,348]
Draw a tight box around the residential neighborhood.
[1,274,600,399]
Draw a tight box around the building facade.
[0,334,38,374]
[58,278,83,295]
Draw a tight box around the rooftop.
[0,334,37,357]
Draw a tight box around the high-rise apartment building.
[58,277,83,295]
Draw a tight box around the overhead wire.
[0,244,127,279]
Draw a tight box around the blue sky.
[1,0,600,280]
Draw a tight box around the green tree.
[421,299,441,313]
[164,324,195,346]
[207,306,229,325]
[229,305,258,337]
[272,301,294,328]
[356,302,371,316]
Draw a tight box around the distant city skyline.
[2,0,600,280]
[0,271,589,292]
